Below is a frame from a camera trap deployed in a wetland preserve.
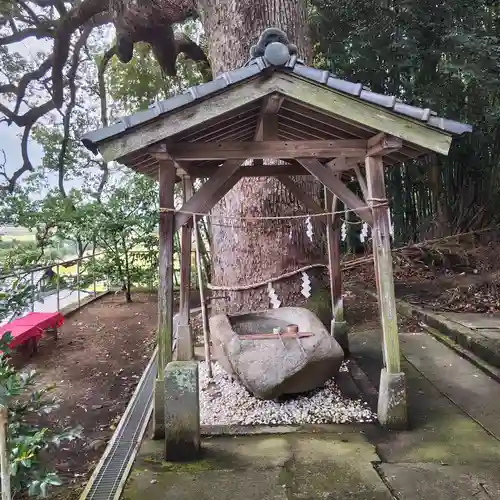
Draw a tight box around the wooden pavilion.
[82,28,472,455]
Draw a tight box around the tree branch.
[52,0,108,108]
[0,125,35,193]
[0,99,55,128]
[57,24,93,198]
[98,45,115,128]
[0,26,54,45]
[173,31,211,79]
[0,57,53,117]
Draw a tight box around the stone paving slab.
[124,432,393,500]
[380,463,500,500]
[444,312,500,331]
[348,324,500,465]
[399,330,500,440]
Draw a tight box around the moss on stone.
[306,286,332,328]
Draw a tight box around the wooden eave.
[95,72,455,181]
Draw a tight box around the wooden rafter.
[297,158,374,226]
[163,140,368,161]
[174,159,244,232]
[276,74,453,155]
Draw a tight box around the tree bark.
[198,0,324,313]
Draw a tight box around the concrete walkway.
[122,316,500,500]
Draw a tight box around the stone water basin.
[209,307,344,400]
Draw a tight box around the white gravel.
[199,361,376,426]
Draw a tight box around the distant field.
[1,234,36,242]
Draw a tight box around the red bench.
[0,312,64,355]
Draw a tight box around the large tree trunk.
[198,0,325,313]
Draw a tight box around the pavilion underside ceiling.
[117,96,430,182]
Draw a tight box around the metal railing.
[0,248,201,324]
[0,253,108,323]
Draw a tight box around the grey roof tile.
[326,76,363,96]
[81,29,472,154]
[293,64,330,84]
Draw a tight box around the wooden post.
[195,216,212,378]
[0,405,10,500]
[365,155,407,429]
[76,258,81,308]
[153,159,176,439]
[176,176,194,361]
[324,185,348,355]
[355,165,383,363]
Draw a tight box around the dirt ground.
[344,232,500,313]
[13,292,160,499]
[11,231,499,498]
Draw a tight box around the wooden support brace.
[354,165,369,202]
[325,156,360,173]
[297,158,374,226]
[177,176,194,361]
[174,159,244,232]
[276,176,327,227]
[367,133,403,157]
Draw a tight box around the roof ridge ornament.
[249,28,298,67]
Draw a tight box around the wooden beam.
[254,94,284,141]
[276,176,326,227]
[174,159,244,232]
[365,155,400,374]
[297,158,374,226]
[187,162,309,178]
[367,134,403,157]
[166,140,368,161]
[177,176,194,361]
[275,73,453,155]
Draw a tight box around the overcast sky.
[1,27,117,192]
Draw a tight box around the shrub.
[0,333,82,497]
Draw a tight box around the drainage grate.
[82,350,157,500]
[80,308,203,500]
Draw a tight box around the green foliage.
[106,21,205,115]
[0,333,82,497]
[0,279,34,324]
[92,173,161,300]
[311,0,500,242]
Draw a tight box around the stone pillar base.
[377,368,408,430]
[331,319,350,357]
[164,361,200,461]
[152,378,165,440]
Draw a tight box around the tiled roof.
[81,28,472,154]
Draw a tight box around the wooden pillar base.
[330,319,350,358]
[377,368,408,430]
[152,378,165,440]
[175,324,194,361]
[164,361,201,461]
